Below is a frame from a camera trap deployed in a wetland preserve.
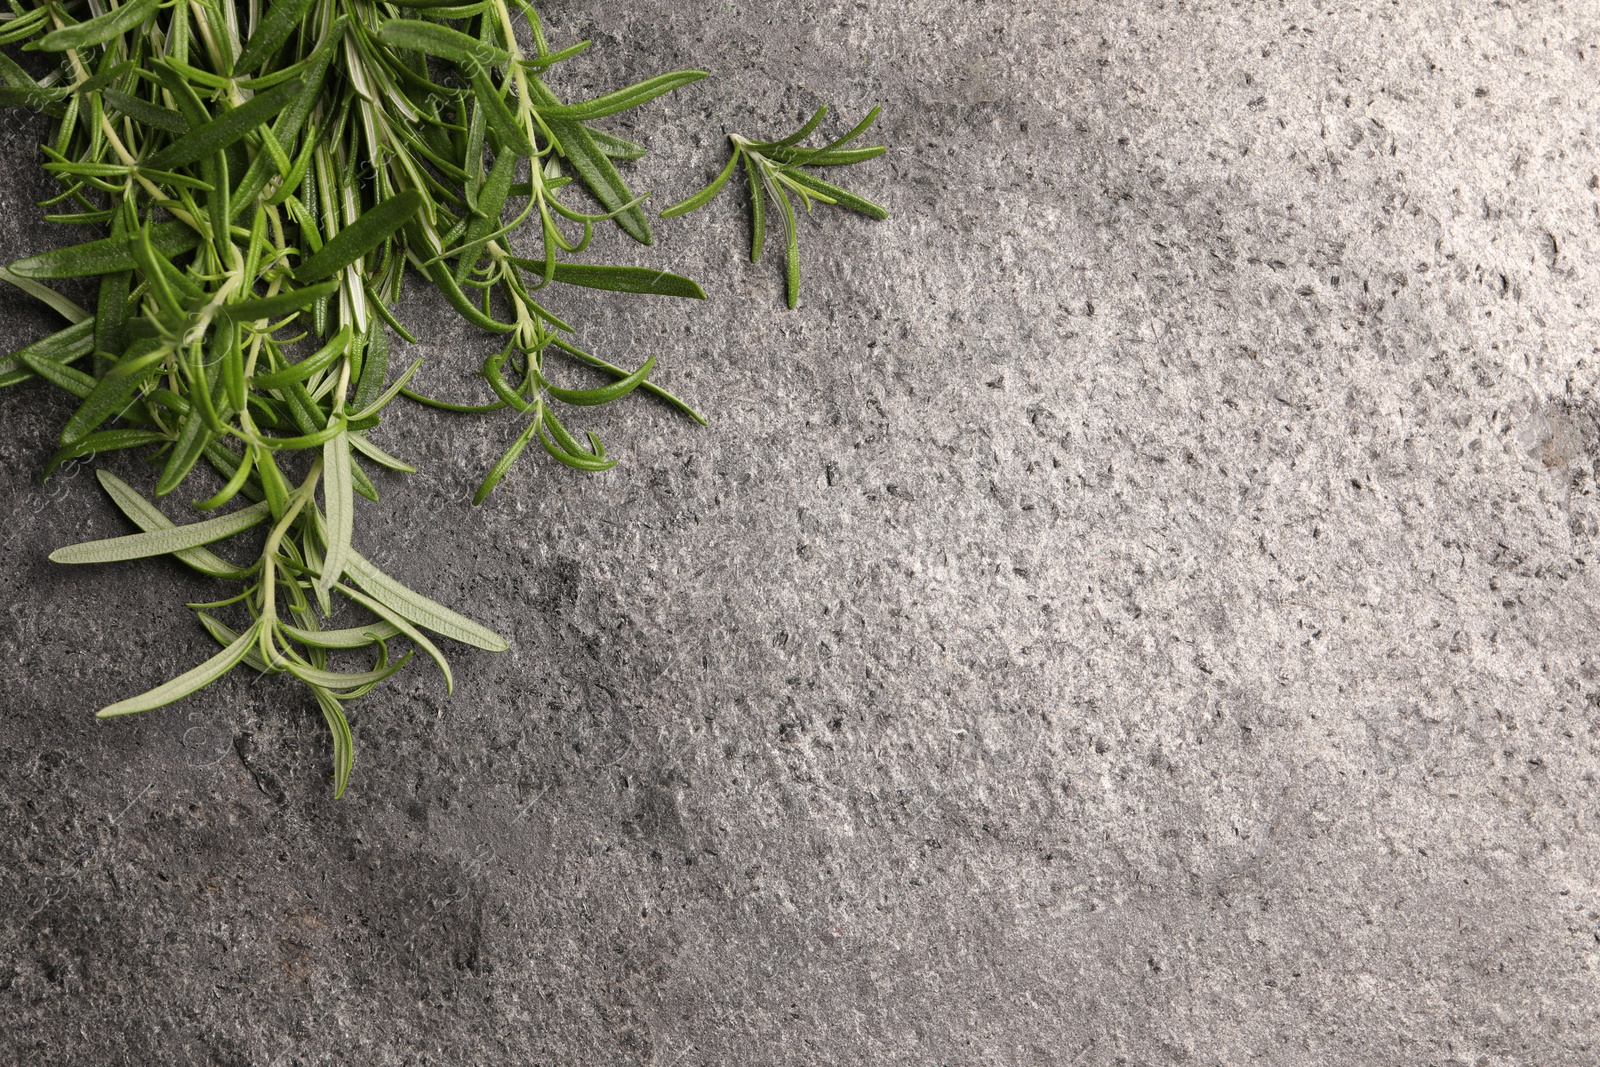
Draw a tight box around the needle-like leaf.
[294,190,425,284]
[94,470,253,580]
[97,620,263,718]
[37,0,160,52]
[318,429,354,599]
[51,499,272,565]
[144,76,305,170]
[345,551,509,652]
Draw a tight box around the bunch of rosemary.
[0,0,887,795]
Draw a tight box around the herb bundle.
[0,0,886,796]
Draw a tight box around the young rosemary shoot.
[660,104,889,308]
[0,0,888,797]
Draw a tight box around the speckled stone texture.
[3,1,1600,1064]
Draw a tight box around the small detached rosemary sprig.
[661,104,888,308]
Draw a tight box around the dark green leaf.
[9,221,201,280]
[43,429,165,480]
[466,62,532,157]
[374,19,511,66]
[219,280,340,325]
[38,0,160,52]
[233,0,317,73]
[144,76,304,170]
[251,325,350,389]
[0,319,94,388]
[295,190,424,284]
[548,263,705,299]
[544,354,654,406]
[535,70,706,122]
[101,89,189,133]
[531,78,652,244]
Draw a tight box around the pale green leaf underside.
[93,470,253,579]
[345,551,508,652]
[98,620,262,717]
[52,496,271,565]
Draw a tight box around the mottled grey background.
[4,1,1600,1064]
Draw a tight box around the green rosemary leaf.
[344,551,509,652]
[0,266,91,322]
[0,83,63,112]
[0,50,40,90]
[550,336,706,425]
[58,339,168,445]
[295,189,425,284]
[37,0,160,52]
[42,429,166,480]
[546,263,706,299]
[472,417,539,504]
[793,104,884,160]
[349,454,380,503]
[421,258,517,332]
[777,168,890,219]
[68,59,133,97]
[318,429,354,599]
[763,144,886,166]
[350,323,389,413]
[333,582,453,692]
[531,77,652,244]
[96,619,263,719]
[94,470,253,580]
[253,415,348,450]
[19,350,97,397]
[588,129,647,160]
[195,614,272,672]
[0,319,95,389]
[349,356,422,420]
[349,432,415,473]
[193,442,258,512]
[156,412,218,496]
[772,178,802,309]
[742,151,766,262]
[482,349,533,412]
[765,105,830,148]
[50,499,272,565]
[536,70,707,122]
[312,687,354,798]
[100,89,189,134]
[144,76,304,170]
[280,620,402,649]
[219,280,340,325]
[538,409,616,472]
[453,149,518,282]
[544,353,654,406]
[658,151,740,219]
[466,62,533,157]
[374,19,511,67]
[9,221,201,280]
[251,327,350,391]
[233,0,318,74]
[285,649,412,692]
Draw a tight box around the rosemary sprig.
[0,0,688,794]
[0,0,888,797]
[661,104,889,308]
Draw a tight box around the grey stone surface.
[4,1,1600,1063]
